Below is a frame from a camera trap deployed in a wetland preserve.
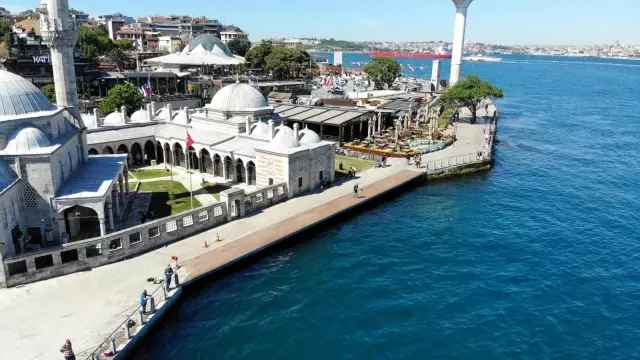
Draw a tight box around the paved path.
[0,121,489,360]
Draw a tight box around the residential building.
[220,25,249,45]
[138,15,221,39]
[158,36,185,53]
[107,19,125,41]
[116,23,154,51]
[70,9,89,24]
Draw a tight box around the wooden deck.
[183,170,423,283]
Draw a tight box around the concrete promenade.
[0,120,491,360]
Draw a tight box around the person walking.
[59,339,75,360]
[406,154,411,165]
[140,289,151,314]
[353,183,359,198]
[164,265,174,291]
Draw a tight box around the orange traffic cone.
[203,240,208,248]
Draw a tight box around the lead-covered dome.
[0,70,57,120]
[269,126,299,150]
[250,121,269,136]
[210,83,269,112]
[184,34,233,57]
[103,111,124,126]
[130,108,150,122]
[299,126,321,144]
[5,126,51,153]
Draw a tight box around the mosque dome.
[172,109,189,124]
[155,107,170,120]
[5,126,51,152]
[81,113,98,129]
[130,108,150,122]
[185,34,233,57]
[250,121,269,136]
[103,111,124,126]
[299,126,321,144]
[0,70,57,120]
[269,127,299,150]
[210,83,269,112]
[273,124,293,137]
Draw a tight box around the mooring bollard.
[174,272,180,287]
[139,310,145,325]
[162,286,168,300]
[111,337,117,355]
[149,296,156,313]
[126,322,131,339]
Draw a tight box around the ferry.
[370,51,452,59]
[462,55,503,63]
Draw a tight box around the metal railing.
[424,151,491,172]
[82,274,180,359]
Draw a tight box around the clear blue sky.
[3,0,639,45]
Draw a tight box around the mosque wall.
[288,151,312,197]
[255,152,288,189]
[0,182,26,261]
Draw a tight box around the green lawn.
[201,183,231,201]
[128,181,139,191]
[139,180,202,216]
[129,169,176,180]
[335,155,375,178]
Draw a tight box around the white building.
[220,25,249,45]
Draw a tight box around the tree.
[227,39,251,57]
[78,26,113,59]
[107,47,130,70]
[245,40,273,69]
[27,28,36,39]
[114,39,135,51]
[172,40,186,53]
[439,75,504,124]
[99,83,143,116]
[364,57,402,90]
[263,47,313,80]
[41,84,56,103]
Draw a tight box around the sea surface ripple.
[132,55,640,360]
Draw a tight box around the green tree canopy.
[114,39,135,51]
[41,84,56,103]
[99,83,143,116]
[107,47,131,70]
[364,57,402,90]
[78,26,114,59]
[0,19,12,45]
[439,75,504,123]
[227,39,251,57]
[264,47,313,80]
[245,40,273,69]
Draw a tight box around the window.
[268,178,274,186]
[277,186,284,195]
[256,193,263,203]
[60,249,79,263]
[148,226,160,238]
[213,206,223,217]
[24,186,37,208]
[109,239,123,251]
[267,190,274,199]
[298,177,303,188]
[35,254,54,269]
[1,210,6,229]
[7,260,27,276]
[319,171,324,181]
[129,232,142,245]
[166,220,177,233]
[86,244,102,258]
[198,211,208,222]
[183,215,194,227]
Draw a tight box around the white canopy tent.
[145,44,245,67]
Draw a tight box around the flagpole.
[187,130,193,209]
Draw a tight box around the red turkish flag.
[186,131,194,148]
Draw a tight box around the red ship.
[370,51,452,59]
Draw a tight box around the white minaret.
[449,0,473,85]
[39,0,79,117]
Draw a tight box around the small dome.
[299,126,321,144]
[210,83,269,112]
[0,158,16,188]
[273,124,293,137]
[0,70,57,120]
[82,113,98,129]
[184,34,233,57]
[155,107,170,120]
[103,111,124,126]
[130,108,150,122]
[5,126,51,152]
[269,129,299,150]
[250,121,269,136]
[172,109,189,124]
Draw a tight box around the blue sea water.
[131,55,640,360]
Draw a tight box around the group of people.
[406,154,422,168]
[375,155,387,168]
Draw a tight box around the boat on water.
[370,51,452,59]
[462,54,503,63]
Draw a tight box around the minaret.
[39,0,79,118]
[449,0,473,85]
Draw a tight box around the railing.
[424,151,491,172]
[81,274,180,359]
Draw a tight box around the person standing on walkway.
[406,154,411,165]
[353,183,359,198]
[164,265,174,291]
[140,289,151,314]
[59,339,75,360]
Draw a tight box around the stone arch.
[62,205,100,241]
[247,160,256,186]
[144,140,156,165]
[200,148,212,174]
[213,153,223,177]
[187,146,198,171]
[223,155,233,180]
[163,143,172,165]
[89,148,99,155]
[235,158,245,184]
[102,146,114,154]
[131,142,143,166]
[155,141,164,164]
[116,144,129,154]
[173,142,184,167]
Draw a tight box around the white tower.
[39,0,79,118]
[449,0,473,85]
